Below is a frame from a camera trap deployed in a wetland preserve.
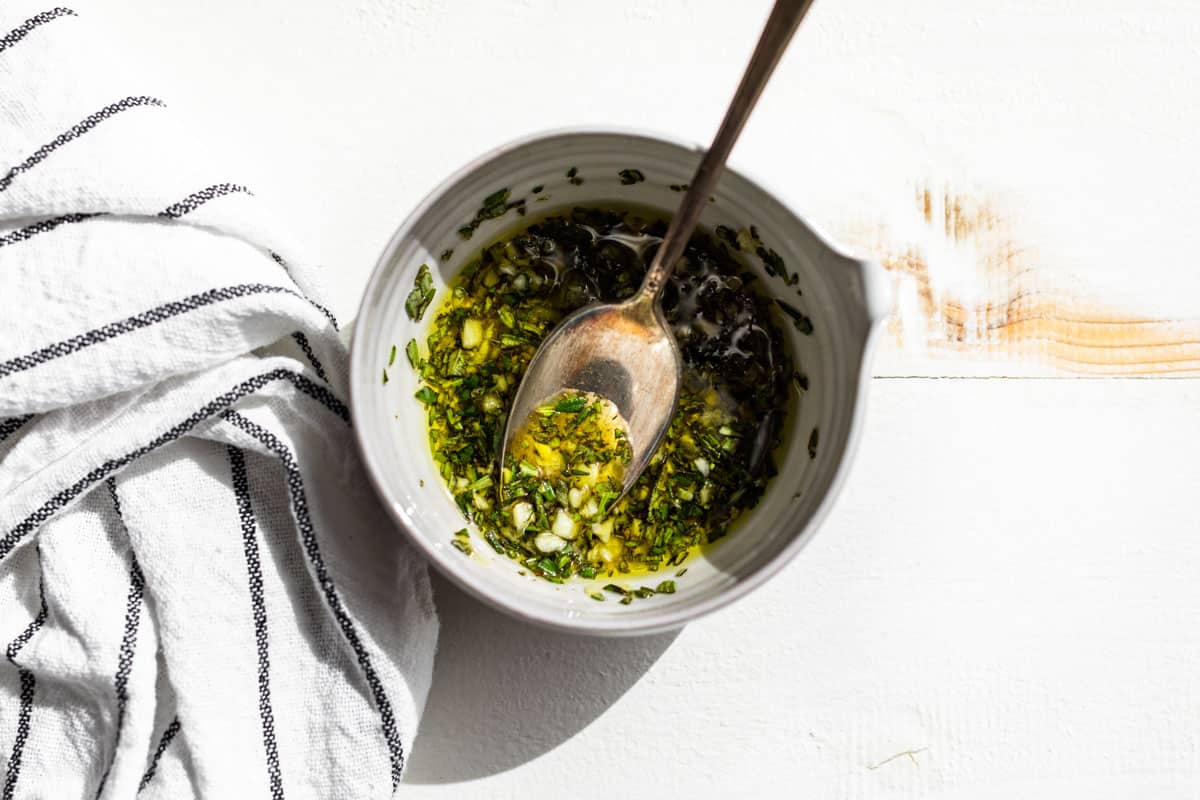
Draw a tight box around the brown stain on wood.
[851,187,1200,375]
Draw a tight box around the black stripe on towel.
[0,212,103,249]
[3,560,48,800]
[158,183,253,219]
[0,368,348,563]
[0,96,166,193]
[223,410,405,787]
[0,415,34,443]
[267,252,339,331]
[227,446,285,799]
[136,717,180,793]
[0,283,329,379]
[95,479,145,798]
[290,332,329,383]
[0,7,76,54]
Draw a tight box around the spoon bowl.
[500,299,681,496]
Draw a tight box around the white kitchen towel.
[0,4,438,799]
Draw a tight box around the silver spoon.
[502,0,816,496]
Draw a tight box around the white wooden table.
[92,0,1200,795]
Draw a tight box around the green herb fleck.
[414,386,437,405]
[603,583,628,596]
[715,225,740,250]
[405,264,436,321]
[619,595,633,605]
[618,168,645,185]
[656,580,677,594]
[406,339,420,369]
[756,246,786,278]
[589,591,605,601]
[553,395,588,413]
[531,184,544,194]
[382,368,389,385]
[675,568,688,577]
[566,166,583,186]
[808,427,819,459]
[669,183,688,192]
[440,248,454,262]
[450,538,472,555]
[388,344,397,366]
[775,298,814,335]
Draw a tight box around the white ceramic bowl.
[351,128,888,636]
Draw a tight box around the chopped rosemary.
[405,264,436,321]
[618,168,645,185]
[775,298,814,335]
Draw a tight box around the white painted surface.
[80,0,1200,795]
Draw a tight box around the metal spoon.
[502,0,816,496]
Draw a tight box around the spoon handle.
[633,0,816,306]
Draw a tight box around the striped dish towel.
[0,4,437,799]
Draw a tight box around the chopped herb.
[619,595,633,605]
[553,395,588,413]
[406,339,420,369]
[405,264,436,321]
[417,206,797,583]
[655,580,677,594]
[808,427,819,459]
[388,344,397,367]
[381,368,389,385]
[603,583,629,596]
[440,248,454,262]
[589,592,606,601]
[715,225,740,250]
[618,168,645,185]
[456,187,527,240]
[756,246,786,278]
[669,183,688,192]
[531,184,544,194]
[793,371,808,392]
[566,166,583,186]
[675,568,688,577]
[450,538,472,555]
[453,527,469,538]
[775,298,814,335]
[566,167,577,178]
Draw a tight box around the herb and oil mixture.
[406,204,799,593]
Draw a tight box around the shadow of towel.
[403,572,680,783]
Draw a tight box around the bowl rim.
[350,125,883,636]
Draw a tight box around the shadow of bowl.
[404,573,680,784]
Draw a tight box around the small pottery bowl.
[351,128,888,636]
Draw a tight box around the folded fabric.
[0,3,438,798]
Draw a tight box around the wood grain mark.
[847,187,1200,375]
